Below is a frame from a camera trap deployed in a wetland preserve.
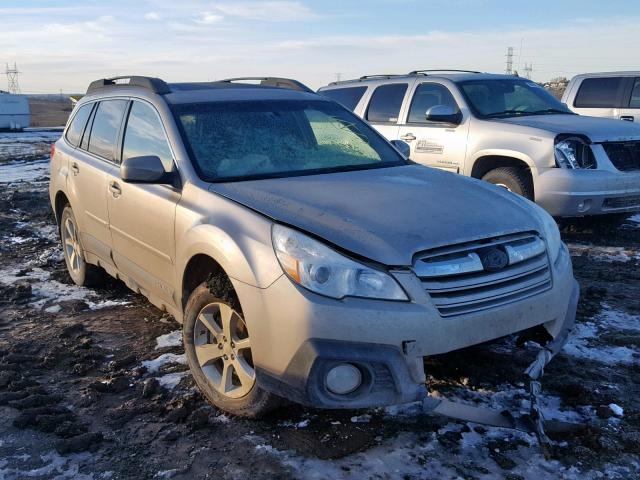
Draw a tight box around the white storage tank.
[0,91,30,130]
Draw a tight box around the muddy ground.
[0,131,638,479]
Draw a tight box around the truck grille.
[603,195,640,210]
[603,141,640,171]
[414,233,552,318]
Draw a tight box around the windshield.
[172,99,405,182]
[459,79,572,119]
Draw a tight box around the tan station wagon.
[49,76,578,419]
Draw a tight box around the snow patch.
[142,353,187,373]
[155,330,182,349]
[608,403,624,417]
[567,243,639,262]
[157,371,189,390]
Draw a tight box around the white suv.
[319,70,640,217]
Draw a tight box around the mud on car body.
[49,76,578,418]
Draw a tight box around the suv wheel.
[60,205,104,286]
[183,283,280,418]
[482,167,534,200]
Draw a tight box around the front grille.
[414,233,552,318]
[603,195,640,210]
[603,141,640,171]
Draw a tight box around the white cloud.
[195,11,224,24]
[212,1,317,21]
[144,12,161,21]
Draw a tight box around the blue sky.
[1,0,639,93]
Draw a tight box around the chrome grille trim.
[414,233,552,318]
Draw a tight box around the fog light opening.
[325,363,362,395]
[577,199,592,213]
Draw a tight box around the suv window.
[122,101,174,171]
[366,83,408,123]
[574,77,626,108]
[87,100,128,160]
[630,78,640,108]
[65,103,93,147]
[408,83,458,123]
[321,87,367,111]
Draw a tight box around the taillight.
[50,143,56,159]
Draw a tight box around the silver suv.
[50,76,578,418]
[319,70,640,217]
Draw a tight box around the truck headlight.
[554,136,596,169]
[272,224,408,301]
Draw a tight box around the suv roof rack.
[220,77,313,93]
[327,74,400,86]
[408,69,481,75]
[87,76,171,95]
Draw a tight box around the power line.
[5,63,21,94]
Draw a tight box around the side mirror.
[425,105,462,125]
[121,155,169,183]
[390,139,410,158]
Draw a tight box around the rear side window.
[122,101,174,172]
[366,83,408,123]
[630,78,640,108]
[574,77,626,108]
[321,87,367,111]
[65,103,93,147]
[408,83,458,123]
[87,100,128,160]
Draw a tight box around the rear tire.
[482,167,534,200]
[60,205,105,287]
[183,282,281,418]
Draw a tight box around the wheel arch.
[469,153,535,180]
[54,190,70,227]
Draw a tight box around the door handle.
[400,133,417,142]
[620,115,635,122]
[71,162,79,175]
[109,181,121,197]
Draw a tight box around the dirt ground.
[0,131,638,479]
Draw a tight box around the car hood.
[494,114,640,142]
[209,165,542,266]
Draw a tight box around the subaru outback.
[49,76,578,418]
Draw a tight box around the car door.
[571,76,628,120]
[363,80,413,141]
[65,99,126,267]
[397,82,469,173]
[106,99,181,305]
[618,77,640,122]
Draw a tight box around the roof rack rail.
[86,76,171,95]
[220,77,313,93]
[327,74,400,86]
[408,69,481,75]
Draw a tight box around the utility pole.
[524,62,533,79]
[5,63,21,94]
[505,47,514,75]
[334,73,342,82]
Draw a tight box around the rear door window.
[366,83,408,123]
[630,78,640,108]
[122,101,174,171]
[574,77,626,108]
[65,103,93,147]
[320,87,367,111]
[407,83,458,123]
[87,99,128,161]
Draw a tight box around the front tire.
[482,167,534,200]
[60,205,104,287]
[183,283,280,418]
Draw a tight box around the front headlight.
[537,207,562,263]
[554,136,596,169]
[272,224,408,301]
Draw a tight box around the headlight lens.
[537,207,562,263]
[554,137,596,169]
[272,224,408,301]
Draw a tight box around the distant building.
[0,91,30,130]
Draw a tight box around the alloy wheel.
[193,302,255,399]
[63,216,82,274]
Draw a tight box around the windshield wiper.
[484,110,527,118]
[528,108,574,115]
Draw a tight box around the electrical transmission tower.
[523,62,533,79]
[505,47,514,75]
[5,63,21,94]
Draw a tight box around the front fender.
[466,148,543,179]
